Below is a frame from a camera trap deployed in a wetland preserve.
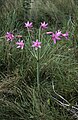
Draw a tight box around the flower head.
[62,32,68,40]
[32,40,41,50]
[5,32,14,41]
[25,21,33,29]
[55,30,62,36]
[46,30,68,44]
[52,30,62,44]
[40,21,48,30]
[16,40,24,49]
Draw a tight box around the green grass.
[0,0,78,119]
[0,32,78,119]
[0,0,78,32]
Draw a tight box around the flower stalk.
[37,48,39,91]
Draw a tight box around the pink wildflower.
[52,30,62,44]
[40,21,48,30]
[55,30,62,36]
[32,39,41,50]
[25,21,33,29]
[62,32,68,40]
[16,40,24,49]
[5,32,14,41]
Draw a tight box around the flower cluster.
[32,40,41,50]
[5,32,14,41]
[46,30,68,44]
[40,21,48,30]
[5,21,68,50]
[25,21,33,29]
[16,40,24,49]
[5,32,24,49]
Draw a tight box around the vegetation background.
[0,0,78,120]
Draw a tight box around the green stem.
[37,48,39,91]
[27,28,31,42]
[7,41,11,74]
[36,28,41,91]
[20,49,24,77]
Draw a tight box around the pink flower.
[5,32,14,41]
[16,40,24,49]
[52,33,57,44]
[25,21,33,29]
[55,30,62,36]
[52,30,62,44]
[40,21,48,30]
[32,39,41,50]
[62,32,68,40]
